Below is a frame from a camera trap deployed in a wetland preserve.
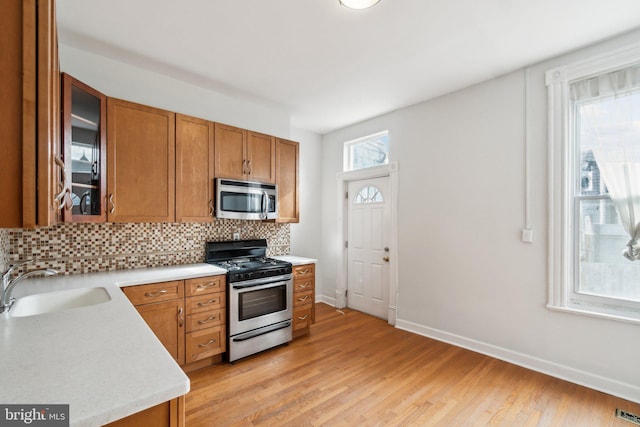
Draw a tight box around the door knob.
[383,256,390,262]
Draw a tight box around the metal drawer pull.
[297,314,309,320]
[144,289,168,297]
[196,282,216,290]
[197,299,217,307]
[298,282,311,289]
[178,307,184,327]
[197,316,217,325]
[298,295,310,302]
[297,269,311,275]
[209,199,214,217]
[198,339,217,348]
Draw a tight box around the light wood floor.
[186,303,640,426]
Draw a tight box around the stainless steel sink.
[10,287,111,317]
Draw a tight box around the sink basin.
[10,287,111,317]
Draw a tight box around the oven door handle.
[233,280,289,291]
[232,321,292,342]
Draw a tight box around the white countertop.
[272,255,317,266]
[0,263,226,427]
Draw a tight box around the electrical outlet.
[233,232,240,241]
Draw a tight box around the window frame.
[546,42,640,324]
[343,130,390,172]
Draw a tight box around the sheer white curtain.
[571,64,640,260]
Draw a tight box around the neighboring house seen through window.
[547,44,640,322]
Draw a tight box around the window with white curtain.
[547,44,640,322]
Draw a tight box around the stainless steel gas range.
[205,239,293,362]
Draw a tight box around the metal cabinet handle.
[247,160,252,174]
[53,156,70,211]
[298,295,310,302]
[242,159,247,174]
[198,339,217,348]
[108,194,115,214]
[177,307,184,327]
[144,289,168,297]
[297,269,311,275]
[298,282,311,289]
[197,316,217,325]
[196,282,216,290]
[197,299,217,307]
[297,314,309,320]
[209,199,214,217]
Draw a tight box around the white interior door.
[347,176,390,319]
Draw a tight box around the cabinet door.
[247,131,276,183]
[107,98,175,222]
[2,0,61,228]
[275,138,299,223]
[176,114,214,222]
[136,299,185,366]
[61,73,107,223]
[214,123,246,180]
[0,0,26,227]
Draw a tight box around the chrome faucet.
[1,260,57,313]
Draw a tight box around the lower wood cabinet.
[122,275,226,370]
[292,263,315,338]
[104,396,184,427]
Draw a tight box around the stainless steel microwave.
[215,179,278,220]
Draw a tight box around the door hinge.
[345,192,348,200]
[345,290,348,297]
[345,241,348,248]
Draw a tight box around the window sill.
[547,303,640,325]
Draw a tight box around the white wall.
[321,29,640,402]
[289,128,324,292]
[59,45,291,138]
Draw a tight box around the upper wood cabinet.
[275,138,300,223]
[214,123,276,183]
[176,114,215,223]
[107,98,175,223]
[247,131,276,183]
[61,73,107,223]
[1,0,60,228]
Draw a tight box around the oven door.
[229,275,292,336]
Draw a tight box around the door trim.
[336,162,398,325]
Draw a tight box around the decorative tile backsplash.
[1,220,289,276]
[0,228,9,275]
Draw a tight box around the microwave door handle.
[261,191,268,219]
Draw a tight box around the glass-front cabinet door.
[61,73,106,222]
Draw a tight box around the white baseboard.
[395,318,640,404]
[316,294,335,306]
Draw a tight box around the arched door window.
[354,185,383,203]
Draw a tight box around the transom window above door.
[343,131,389,172]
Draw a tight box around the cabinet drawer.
[186,309,224,333]
[185,275,224,297]
[293,290,313,307]
[293,305,313,332]
[122,281,184,306]
[293,264,314,280]
[186,293,225,314]
[186,326,225,362]
[294,278,314,293]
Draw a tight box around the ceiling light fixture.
[339,0,381,10]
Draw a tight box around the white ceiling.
[57,0,640,135]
